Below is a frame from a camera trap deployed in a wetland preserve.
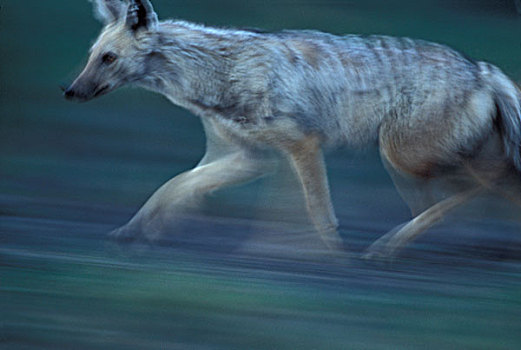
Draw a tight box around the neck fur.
[138,20,254,112]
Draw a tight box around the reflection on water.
[1,0,521,349]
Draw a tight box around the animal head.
[64,0,159,102]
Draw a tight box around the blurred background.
[1,1,521,349]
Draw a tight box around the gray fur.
[65,1,521,255]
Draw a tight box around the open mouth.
[94,85,110,97]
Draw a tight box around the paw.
[108,224,140,242]
[108,217,169,245]
[361,245,396,262]
[361,223,408,261]
[361,236,400,262]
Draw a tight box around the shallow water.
[1,1,521,349]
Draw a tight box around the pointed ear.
[125,0,159,32]
[89,0,125,25]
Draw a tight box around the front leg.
[110,151,269,241]
[285,135,343,251]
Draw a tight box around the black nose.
[64,87,75,100]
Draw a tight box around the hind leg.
[465,161,521,208]
[381,156,438,217]
[365,157,521,259]
[363,186,482,259]
[364,134,482,259]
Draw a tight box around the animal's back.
[261,31,487,149]
[152,22,515,175]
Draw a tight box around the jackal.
[65,0,521,257]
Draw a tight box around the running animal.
[65,0,521,257]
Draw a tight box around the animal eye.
[101,52,117,64]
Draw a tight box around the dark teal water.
[1,1,521,349]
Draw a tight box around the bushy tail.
[486,64,521,173]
